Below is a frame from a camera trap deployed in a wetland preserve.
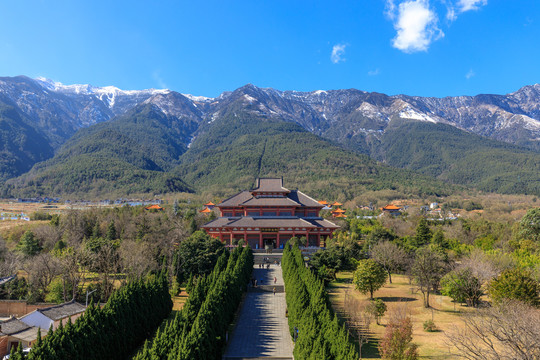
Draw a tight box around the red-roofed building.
[145,204,164,211]
[381,204,401,215]
[200,207,212,213]
[202,178,339,249]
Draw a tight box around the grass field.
[327,272,474,359]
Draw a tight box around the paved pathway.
[223,264,293,359]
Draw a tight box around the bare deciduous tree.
[412,247,448,308]
[119,240,158,279]
[446,300,540,360]
[344,289,373,359]
[24,253,61,300]
[371,241,409,283]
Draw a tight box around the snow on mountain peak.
[34,77,170,107]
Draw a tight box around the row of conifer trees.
[134,245,253,360]
[12,272,172,360]
[282,244,358,360]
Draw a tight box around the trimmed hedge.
[282,244,358,360]
[19,273,172,360]
[134,245,253,360]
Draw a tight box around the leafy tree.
[379,316,418,360]
[354,259,387,299]
[412,247,447,308]
[366,226,397,246]
[440,267,483,307]
[518,208,540,242]
[310,244,358,281]
[489,268,539,307]
[15,231,42,256]
[431,228,449,249]
[174,230,225,283]
[411,219,432,248]
[366,299,387,325]
[106,221,117,241]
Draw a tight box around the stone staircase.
[248,285,285,293]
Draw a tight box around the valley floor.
[327,273,473,359]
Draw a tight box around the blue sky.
[0,0,538,97]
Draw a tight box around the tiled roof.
[200,207,212,213]
[11,326,48,342]
[251,178,290,193]
[0,318,30,335]
[241,197,300,207]
[38,300,86,321]
[382,205,401,210]
[203,216,339,230]
[145,204,163,210]
[288,191,324,208]
[218,191,253,207]
[218,190,323,208]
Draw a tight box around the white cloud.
[465,69,475,79]
[446,6,457,21]
[331,44,347,64]
[368,68,380,76]
[458,0,487,12]
[390,0,443,53]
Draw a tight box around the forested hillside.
[174,106,454,200]
[3,103,193,197]
[376,121,540,195]
[0,100,53,180]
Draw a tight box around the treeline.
[10,273,172,360]
[282,244,358,359]
[134,245,253,360]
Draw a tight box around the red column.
[317,234,321,247]
[230,233,233,247]
[244,231,247,246]
[276,233,280,249]
[259,233,263,249]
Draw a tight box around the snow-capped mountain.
[1,75,540,186]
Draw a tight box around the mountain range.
[0,75,539,198]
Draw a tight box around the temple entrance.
[264,237,277,249]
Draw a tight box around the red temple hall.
[202,178,339,249]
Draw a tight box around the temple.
[201,178,339,249]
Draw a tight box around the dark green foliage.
[174,109,453,200]
[489,268,539,307]
[412,219,432,248]
[173,230,225,284]
[440,268,483,307]
[134,246,253,360]
[282,244,358,360]
[353,259,387,299]
[0,100,54,181]
[4,103,194,197]
[0,277,28,300]
[26,273,172,360]
[518,208,540,242]
[310,244,360,281]
[377,120,540,195]
[15,230,42,256]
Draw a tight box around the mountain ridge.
[1,76,539,198]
